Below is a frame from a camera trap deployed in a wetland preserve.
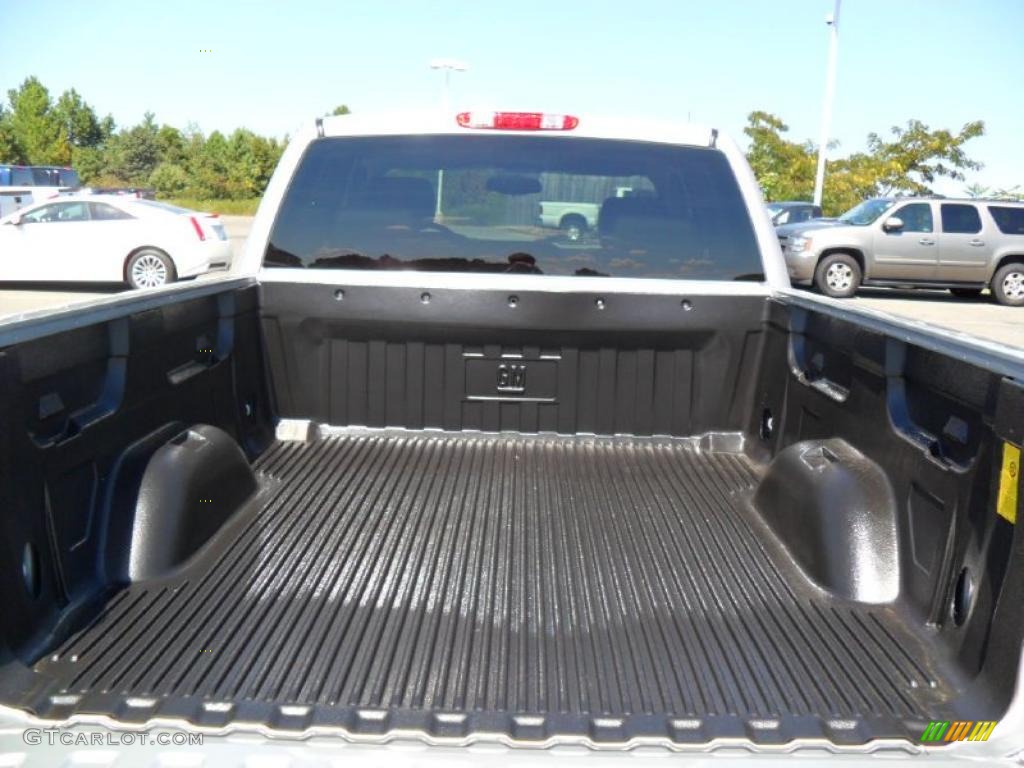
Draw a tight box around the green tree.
[74,146,106,183]
[863,119,985,195]
[6,76,61,163]
[149,162,190,196]
[224,129,259,197]
[743,111,816,203]
[189,130,230,198]
[52,88,104,164]
[1,77,298,199]
[963,183,1022,201]
[744,111,986,215]
[99,114,116,139]
[0,104,20,162]
[156,124,187,166]
[329,104,351,116]
[105,112,161,184]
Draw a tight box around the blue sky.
[3,0,1022,193]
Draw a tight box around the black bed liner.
[28,430,961,745]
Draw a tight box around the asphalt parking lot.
[0,215,1021,347]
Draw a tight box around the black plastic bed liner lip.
[24,429,961,746]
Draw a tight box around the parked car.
[537,185,638,241]
[0,163,81,193]
[0,196,231,288]
[0,164,81,215]
[0,111,1022,762]
[779,196,1024,305]
[766,200,823,226]
[0,189,33,219]
[0,167,158,218]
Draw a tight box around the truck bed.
[3,281,1019,754]
[34,430,956,745]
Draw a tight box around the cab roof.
[315,111,719,148]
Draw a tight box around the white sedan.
[0,196,232,288]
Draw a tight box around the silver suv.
[779,197,1024,306]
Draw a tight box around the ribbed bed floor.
[33,431,957,745]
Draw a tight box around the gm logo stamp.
[465,358,555,402]
[496,363,526,393]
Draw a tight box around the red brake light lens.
[456,111,579,131]
[189,215,206,241]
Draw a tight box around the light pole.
[429,58,467,112]
[812,0,841,208]
[429,59,468,221]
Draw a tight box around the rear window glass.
[31,168,57,185]
[940,203,982,234]
[59,169,81,187]
[265,135,763,280]
[11,168,34,186]
[988,206,1024,235]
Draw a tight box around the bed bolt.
[333,289,345,301]
[420,292,432,305]
[507,295,519,308]
[594,297,606,310]
[681,299,693,311]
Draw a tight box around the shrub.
[149,162,189,196]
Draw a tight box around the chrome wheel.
[825,262,854,292]
[561,217,586,242]
[1002,271,1024,301]
[130,253,168,288]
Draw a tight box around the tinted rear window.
[11,168,34,186]
[265,135,762,280]
[940,203,982,234]
[59,169,81,187]
[988,206,1024,235]
[31,168,57,185]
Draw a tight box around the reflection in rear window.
[265,136,763,280]
[989,206,1024,235]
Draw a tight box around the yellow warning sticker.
[998,442,1020,524]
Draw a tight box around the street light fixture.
[812,0,841,208]
[429,59,468,220]
[429,58,468,113]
